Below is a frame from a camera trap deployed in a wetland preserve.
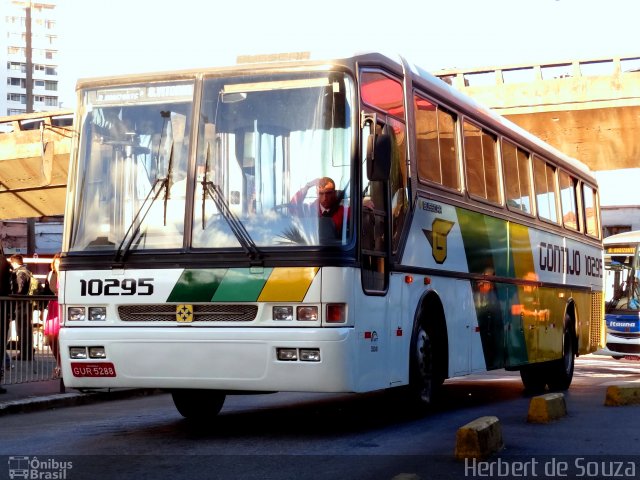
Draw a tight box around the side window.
[414,94,459,190]
[360,71,404,119]
[501,140,533,214]
[533,155,559,223]
[559,170,579,231]
[463,120,500,203]
[582,183,600,238]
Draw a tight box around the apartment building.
[1,0,60,116]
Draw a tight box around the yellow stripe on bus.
[257,267,319,302]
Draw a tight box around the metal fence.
[1,294,59,385]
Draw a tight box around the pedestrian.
[44,253,61,378]
[9,254,34,362]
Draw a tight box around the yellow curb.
[527,393,567,423]
[604,384,640,406]
[454,416,504,460]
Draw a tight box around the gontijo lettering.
[539,242,602,278]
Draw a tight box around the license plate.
[70,362,117,377]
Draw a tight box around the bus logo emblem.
[423,218,455,264]
[176,304,194,323]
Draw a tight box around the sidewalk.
[0,379,158,416]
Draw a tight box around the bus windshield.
[605,244,640,313]
[69,72,354,253]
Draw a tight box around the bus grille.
[118,304,259,322]
[590,291,604,348]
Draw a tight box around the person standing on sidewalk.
[9,254,34,362]
[0,247,12,394]
[44,253,61,378]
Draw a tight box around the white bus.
[601,230,640,358]
[59,52,604,418]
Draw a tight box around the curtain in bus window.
[414,94,459,189]
[502,140,533,214]
[360,71,404,119]
[559,170,579,230]
[463,120,499,203]
[533,156,559,223]
[387,117,408,252]
[582,184,599,237]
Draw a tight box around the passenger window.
[463,120,500,203]
[559,170,579,230]
[502,140,533,214]
[582,184,600,238]
[414,94,459,190]
[533,156,559,223]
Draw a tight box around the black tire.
[547,324,576,391]
[407,322,444,411]
[519,364,547,394]
[171,389,226,420]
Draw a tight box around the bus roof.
[74,51,597,185]
[603,230,640,246]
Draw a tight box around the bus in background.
[601,230,640,358]
[58,52,604,419]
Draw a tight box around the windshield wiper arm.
[114,142,175,263]
[202,181,262,264]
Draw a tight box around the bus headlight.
[276,348,298,361]
[88,307,107,321]
[296,306,318,321]
[67,307,86,322]
[69,347,88,359]
[273,306,293,321]
[88,346,106,359]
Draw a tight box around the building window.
[44,80,57,91]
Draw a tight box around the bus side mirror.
[366,133,391,181]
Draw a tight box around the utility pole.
[25,1,36,255]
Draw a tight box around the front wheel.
[407,323,444,411]
[171,389,226,420]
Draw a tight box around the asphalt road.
[1,355,638,480]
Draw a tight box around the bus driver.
[290,177,348,237]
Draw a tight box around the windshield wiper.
[201,179,263,265]
[114,142,174,263]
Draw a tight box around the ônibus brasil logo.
[8,456,73,479]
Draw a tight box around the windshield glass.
[69,82,194,252]
[68,72,354,253]
[605,245,640,312]
[193,72,353,248]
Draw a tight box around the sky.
[55,0,640,206]
[56,0,640,105]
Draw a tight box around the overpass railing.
[435,55,640,88]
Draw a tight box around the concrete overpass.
[433,55,640,172]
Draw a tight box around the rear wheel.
[171,389,226,420]
[519,364,547,394]
[548,324,575,391]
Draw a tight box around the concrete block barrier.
[527,392,567,423]
[604,384,640,406]
[454,416,504,460]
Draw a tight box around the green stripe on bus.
[167,269,227,302]
[212,268,273,302]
